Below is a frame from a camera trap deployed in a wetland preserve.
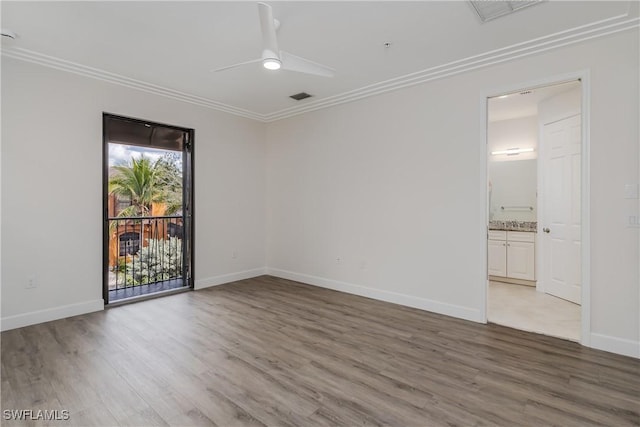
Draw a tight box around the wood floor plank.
[2,275,639,426]
[164,407,217,427]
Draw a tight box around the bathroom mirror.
[488,159,537,221]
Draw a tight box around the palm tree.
[109,155,157,217]
[109,154,182,217]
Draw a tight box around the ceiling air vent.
[469,1,543,23]
[290,92,312,101]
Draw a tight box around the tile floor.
[488,281,581,342]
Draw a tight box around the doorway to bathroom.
[484,78,586,342]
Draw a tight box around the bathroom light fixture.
[491,147,534,156]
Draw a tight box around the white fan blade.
[280,51,335,78]
[258,2,279,60]
[211,58,262,73]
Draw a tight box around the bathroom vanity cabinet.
[488,230,535,282]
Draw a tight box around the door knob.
[543,227,550,233]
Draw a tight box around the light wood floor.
[2,276,639,426]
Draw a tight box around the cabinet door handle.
[507,243,510,246]
[543,227,550,233]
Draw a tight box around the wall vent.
[290,92,312,101]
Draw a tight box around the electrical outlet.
[232,250,238,259]
[336,257,341,264]
[26,276,37,289]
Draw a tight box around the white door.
[541,114,581,304]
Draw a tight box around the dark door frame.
[102,112,195,304]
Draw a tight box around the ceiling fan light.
[263,58,281,70]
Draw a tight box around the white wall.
[1,58,266,329]
[488,116,538,162]
[266,30,639,357]
[538,86,581,126]
[266,83,486,320]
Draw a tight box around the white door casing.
[540,114,582,304]
[482,72,590,347]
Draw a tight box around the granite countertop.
[489,220,537,232]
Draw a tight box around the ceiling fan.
[213,2,335,78]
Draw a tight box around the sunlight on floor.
[488,281,581,342]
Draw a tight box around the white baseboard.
[266,268,483,323]
[195,267,267,290]
[1,299,104,332]
[590,333,640,359]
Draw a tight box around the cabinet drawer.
[507,231,535,242]
[488,230,507,241]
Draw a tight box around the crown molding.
[2,13,638,124]
[264,14,639,122]
[1,48,265,122]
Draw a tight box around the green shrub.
[117,237,183,286]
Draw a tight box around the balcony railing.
[108,215,184,293]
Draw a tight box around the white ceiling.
[2,1,638,121]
